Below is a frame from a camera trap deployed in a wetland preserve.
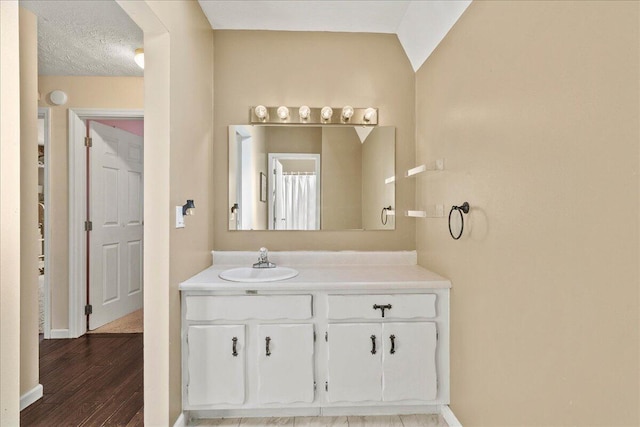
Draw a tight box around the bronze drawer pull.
[373,304,392,318]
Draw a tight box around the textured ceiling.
[20,0,143,76]
[198,0,471,71]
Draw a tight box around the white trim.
[49,329,70,339]
[38,108,52,339]
[68,109,144,338]
[19,384,43,410]
[441,405,462,427]
[322,405,440,416]
[172,412,186,427]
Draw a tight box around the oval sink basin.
[219,267,299,283]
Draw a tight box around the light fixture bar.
[249,106,378,125]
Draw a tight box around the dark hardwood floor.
[21,333,143,427]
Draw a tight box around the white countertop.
[179,251,451,292]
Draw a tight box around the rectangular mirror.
[228,125,395,231]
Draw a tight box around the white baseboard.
[50,329,70,339]
[441,405,462,427]
[173,412,185,427]
[20,384,43,410]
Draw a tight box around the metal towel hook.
[448,202,470,240]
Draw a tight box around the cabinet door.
[187,325,245,406]
[257,324,315,404]
[326,323,382,403]
[382,322,437,402]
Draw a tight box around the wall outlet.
[176,206,185,228]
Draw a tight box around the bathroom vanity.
[179,251,451,420]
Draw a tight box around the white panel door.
[382,322,437,402]
[187,325,246,406]
[326,323,382,403]
[89,121,143,329]
[257,324,315,404]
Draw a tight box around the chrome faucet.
[253,247,276,269]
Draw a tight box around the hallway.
[20,334,143,426]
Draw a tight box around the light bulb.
[299,106,311,120]
[255,105,268,120]
[134,48,144,69]
[341,106,354,120]
[363,107,377,123]
[321,106,333,121]
[277,106,289,120]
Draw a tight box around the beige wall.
[265,126,322,154]
[37,76,143,329]
[19,7,39,398]
[139,1,214,424]
[321,127,362,230]
[362,127,395,230]
[214,30,415,250]
[0,0,21,422]
[415,1,639,425]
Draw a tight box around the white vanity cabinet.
[180,253,451,420]
[187,325,246,406]
[183,294,315,410]
[326,294,439,404]
[256,323,315,404]
[326,322,437,403]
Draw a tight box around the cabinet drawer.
[327,294,436,320]
[186,295,312,321]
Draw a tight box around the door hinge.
[84,304,93,316]
[325,381,328,392]
[84,221,92,231]
[313,331,316,342]
[314,381,317,391]
[84,136,92,147]
[325,331,328,342]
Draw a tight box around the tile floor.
[191,414,448,426]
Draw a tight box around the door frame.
[267,152,321,230]
[38,107,52,338]
[68,108,144,338]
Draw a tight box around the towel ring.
[448,202,470,240]
[381,206,392,225]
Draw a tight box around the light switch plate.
[176,206,185,228]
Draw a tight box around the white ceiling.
[200,1,411,34]
[198,0,471,71]
[18,0,470,76]
[20,0,143,76]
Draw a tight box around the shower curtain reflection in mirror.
[269,153,320,230]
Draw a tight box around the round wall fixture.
[254,105,268,120]
[277,106,290,120]
[321,106,333,121]
[49,90,68,106]
[299,105,311,120]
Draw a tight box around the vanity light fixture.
[341,105,354,121]
[363,107,377,123]
[277,106,290,120]
[249,106,378,125]
[299,106,311,120]
[321,106,333,121]
[254,105,268,121]
[134,48,144,69]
